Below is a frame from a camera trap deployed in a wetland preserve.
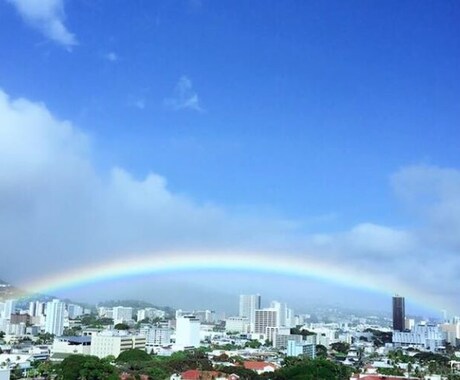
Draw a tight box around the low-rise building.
[287,340,316,359]
[90,331,146,358]
[52,336,91,356]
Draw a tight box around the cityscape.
[0,288,460,379]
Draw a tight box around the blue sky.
[1,0,460,313]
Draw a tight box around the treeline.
[32,349,352,380]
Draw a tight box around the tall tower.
[45,299,65,336]
[392,295,405,331]
[239,294,261,331]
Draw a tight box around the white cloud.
[0,88,291,277]
[1,88,460,311]
[7,0,77,49]
[164,76,204,112]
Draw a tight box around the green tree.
[114,322,130,330]
[270,358,351,380]
[57,354,118,380]
[330,342,350,354]
[315,345,328,359]
[378,366,404,376]
[245,340,262,349]
[116,349,152,363]
[36,332,55,344]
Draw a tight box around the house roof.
[243,361,275,371]
[181,370,220,380]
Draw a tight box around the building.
[254,308,277,338]
[270,301,287,327]
[3,299,16,319]
[175,316,200,348]
[239,295,261,332]
[97,307,113,318]
[0,368,10,380]
[10,313,30,325]
[45,299,65,336]
[392,324,446,351]
[274,326,303,349]
[243,361,277,375]
[441,322,460,346]
[225,317,249,333]
[140,325,172,348]
[137,308,166,321]
[287,340,316,358]
[113,306,133,324]
[52,336,92,356]
[91,331,146,358]
[392,295,405,331]
[67,304,84,319]
[28,301,46,318]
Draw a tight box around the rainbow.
[19,251,449,312]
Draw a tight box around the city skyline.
[1,0,459,314]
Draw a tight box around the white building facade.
[45,299,65,336]
[175,316,200,348]
[239,294,261,332]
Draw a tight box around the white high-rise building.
[67,304,84,319]
[239,294,261,332]
[270,301,287,327]
[3,299,16,319]
[28,302,37,318]
[45,299,65,336]
[175,316,200,348]
[113,307,133,324]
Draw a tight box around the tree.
[269,358,351,380]
[116,349,152,363]
[330,342,350,354]
[378,367,404,376]
[36,332,55,344]
[114,322,130,330]
[57,355,118,380]
[245,340,262,348]
[315,345,328,359]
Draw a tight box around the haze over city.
[1,0,460,316]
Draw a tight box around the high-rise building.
[113,306,133,324]
[175,315,200,348]
[3,299,16,319]
[67,304,84,319]
[254,308,278,336]
[392,295,405,331]
[270,301,287,327]
[45,299,65,336]
[239,294,261,331]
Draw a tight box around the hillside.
[0,278,24,301]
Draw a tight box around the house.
[243,361,277,374]
[171,370,240,380]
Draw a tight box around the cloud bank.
[0,89,459,311]
[7,0,77,49]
